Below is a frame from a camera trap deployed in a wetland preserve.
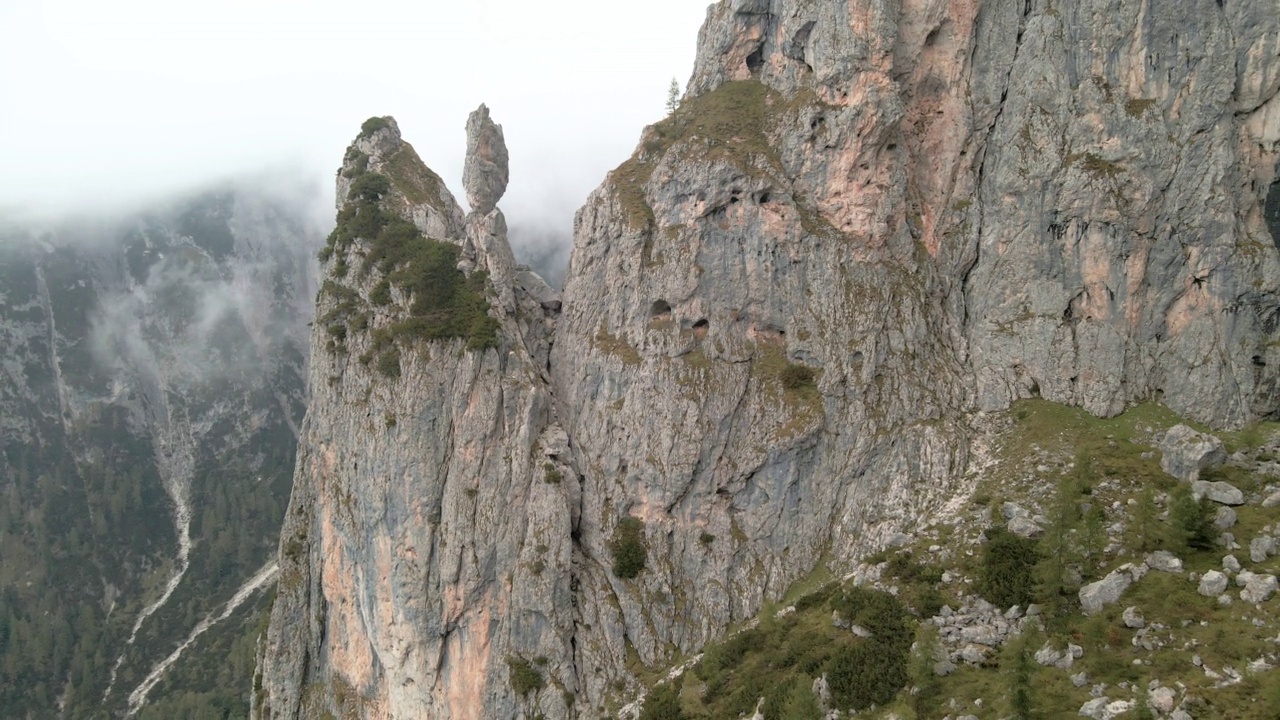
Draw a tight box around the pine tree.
[666,77,681,115]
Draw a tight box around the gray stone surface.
[1145,551,1183,573]
[462,104,509,215]
[1251,535,1277,563]
[1122,606,1145,629]
[1199,570,1229,597]
[255,0,1280,715]
[1239,572,1279,604]
[1080,564,1144,615]
[1215,505,1238,530]
[1160,426,1227,482]
[1193,480,1245,506]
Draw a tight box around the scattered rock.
[1080,564,1144,614]
[1078,697,1111,718]
[1214,505,1238,530]
[1008,515,1044,538]
[1192,480,1245,506]
[1036,643,1073,670]
[1146,551,1183,573]
[1262,489,1280,508]
[1224,555,1242,573]
[1123,606,1145,629]
[933,659,956,677]
[1199,570,1229,597]
[1072,672,1091,688]
[1160,425,1227,482]
[1149,686,1177,714]
[1250,535,1276,564]
[1239,572,1279,604]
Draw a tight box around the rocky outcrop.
[1160,425,1227,482]
[256,113,568,720]
[258,0,1280,717]
[463,105,510,215]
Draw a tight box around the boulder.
[1150,686,1177,714]
[1192,480,1245,506]
[1214,505,1238,530]
[1199,570,1229,596]
[1263,489,1280,508]
[1240,573,1278,604]
[1078,697,1111,718]
[1160,425,1226,482]
[1080,565,1143,614]
[1250,535,1276,564]
[1036,643,1072,670]
[1223,555,1242,573]
[1008,515,1044,538]
[1145,551,1183,573]
[1122,606,1145,629]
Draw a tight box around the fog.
[0,0,710,277]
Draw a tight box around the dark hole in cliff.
[810,114,826,131]
[886,144,897,151]
[693,319,710,337]
[851,351,864,364]
[1029,378,1040,397]
[786,21,816,65]
[1265,181,1280,250]
[759,192,771,204]
[746,45,765,74]
[1254,355,1267,367]
[925,26,942,47]
[650,299,672,318]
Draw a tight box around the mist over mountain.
[0,175,321,718]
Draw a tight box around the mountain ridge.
[255,1,1280,718]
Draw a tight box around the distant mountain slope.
[0,183,320,718]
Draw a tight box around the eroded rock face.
[259,0,1280,717]
[462,104,510,215]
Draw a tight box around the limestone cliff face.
[258,1,1280,718]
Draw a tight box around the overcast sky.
[0,0,710,230]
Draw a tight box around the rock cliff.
[257,1,1280,718]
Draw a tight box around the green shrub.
[1170,484,1215,552]
[543,463,562,484]
[780,363,816,391]
[322,172,500,356]
[376,349,401,379]
[611,517,647,579]
[359,116,392,138]
[825,638,907,710]
[977,527,1039,609]
[699,531,716,546]
[639,680,684,720]
[506,656,544,696]
[349,173,390,203]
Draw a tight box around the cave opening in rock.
[746,45,765,74]
[650,300,672,318]
[692,319,710,337]
[1265,181,1280,250]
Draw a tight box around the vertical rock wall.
[257,1,1280,718]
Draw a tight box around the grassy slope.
[633,400,1280,719]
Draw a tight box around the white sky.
[0,0,711,229]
